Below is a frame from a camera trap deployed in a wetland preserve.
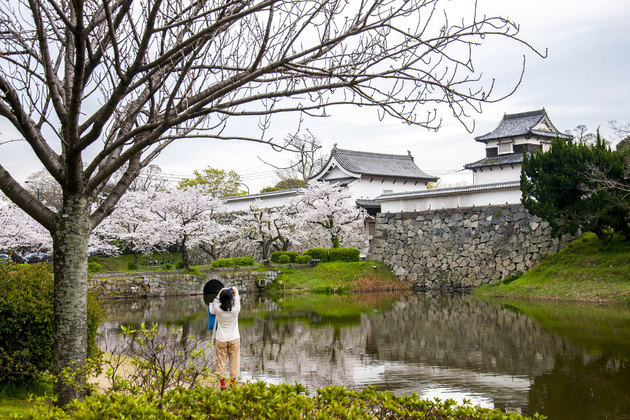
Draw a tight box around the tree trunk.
[180,236,189,269]
[51,194,91,406]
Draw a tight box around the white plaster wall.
[224,192,300,212]
[323,166,350,179]
[379,187,522,213]
[473,165,521,185]
[349,177,429,199]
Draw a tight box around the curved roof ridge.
[474,109,562,142]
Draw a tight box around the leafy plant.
[87,261,103,273]
[105,322,214,400]
[164,263,173,270]
[20,382,544,419]
[234,256,255,266]
[328,247,360,262]
[0,263,103,384]
[303,248,329,262]
[295,255,311,264]
[127,261,138,270]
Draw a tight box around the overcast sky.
[2,0,628,193]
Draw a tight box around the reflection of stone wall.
[237,293,589,390]
[89,270,279,298]
[366,294,590,378]
[368,205,574,288]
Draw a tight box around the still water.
[98,292,630,420]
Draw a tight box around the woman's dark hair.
[219,289,233,312]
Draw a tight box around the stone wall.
[368,204,574,290]
[89,268,280,299]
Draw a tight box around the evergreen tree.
[521,136,629,240]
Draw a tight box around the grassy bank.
[474,232,630,304]
[267,261,407,293]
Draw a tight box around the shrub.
[328,248,361,262]
[87,261,103,273]
[164,263,173,270]
[303,248,329,262]
[23,382,541,419]
[277,254,291,264]
[234,256,255,266]
[105,323,214,400]
[0,263,103,384]
[270,251,299,263]
[176,261,184,269]
[127,261,138,270]
[295,255,311,264]
[212,258,235,268]
[212,257,255,268]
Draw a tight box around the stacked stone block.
[368,204,573,290]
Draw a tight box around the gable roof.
[464,153,525,170]
[475,109,570,143]
[310,146,438,182]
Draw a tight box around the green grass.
[474,232,630,303]
[269,261,405,293]
[0,377,54,418]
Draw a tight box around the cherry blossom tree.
[149,187,228,269]
[0,0,540,404]
[92,191,158,261]
[293,181,366,248]
[234,201,305,261]
[0,202,52,253]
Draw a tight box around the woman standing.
[212,286,240,388]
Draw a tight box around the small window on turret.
[498,143,513,155]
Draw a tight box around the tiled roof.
[223,188,302,202]
[355,199,381,208]
[475,109,569,142]
[376,181,520,201]
[313,147,438,181]
[464,153,524,170]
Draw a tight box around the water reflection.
[98,292,630,420]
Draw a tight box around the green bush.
[212,257,255,268]
[176,261,184,269]
[277,254,291,264]
[21,382,541,419]
[270,251,300,263]
[328,248,360,262]
[212,258,235,268]
[164,263,173,270]
[234,256,255,266]
[295,255,311,264]
[0,263,103,384]
[303,248,329,262]
[127,261,138,270]
[87,261,103,273]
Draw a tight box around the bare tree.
[260,130,325,182]
[0,0,540,405]
[126,164,171,193]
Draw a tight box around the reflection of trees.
[527,353,630,419]
[99,292,630,419]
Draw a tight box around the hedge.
[302,248,329,262]
[20,382,542,419]
[328,247,360,262]
[270,251,300,264]
[211,256,255,268]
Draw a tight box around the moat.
[98,291,630,420]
